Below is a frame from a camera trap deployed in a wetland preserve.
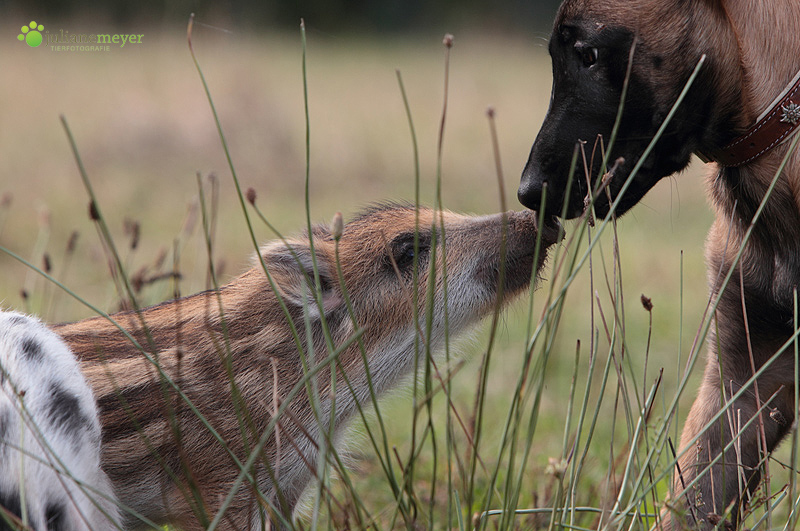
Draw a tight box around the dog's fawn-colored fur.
[518,0,800,527]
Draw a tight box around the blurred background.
[0,0,710,316]
[0,0,583,315]
[0,0,721,524]
[2,0,563,34]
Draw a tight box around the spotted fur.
[0,311,118,531]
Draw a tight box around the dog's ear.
[259,240,343,318]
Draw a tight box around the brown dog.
[517,0,800,528]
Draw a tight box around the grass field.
[4,19,788,530]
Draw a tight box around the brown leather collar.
[696,69,800,167]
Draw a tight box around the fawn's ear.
[260,240,343,318]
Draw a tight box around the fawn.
[3,204,561,529]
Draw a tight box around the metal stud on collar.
[780,101,800,126]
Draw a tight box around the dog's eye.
[579,47,599,67]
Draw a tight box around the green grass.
[8,21,795,531]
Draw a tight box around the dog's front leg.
[668,302,796,529]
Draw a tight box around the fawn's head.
[258,204,562,353]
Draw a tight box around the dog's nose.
[518,159,547,211]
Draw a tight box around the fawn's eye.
[579,46,599,67]
[395,243,417,269]
[388,233,430,272]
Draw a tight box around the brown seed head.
[246,188,257,205]
[640,294,653,312]
[154,247,168,270]
[89,201,100,221]
[132,267,146,294]
[331,212,343,241]
[124,219,141,250]
[705,514,734,531]
[66,231,79,255]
